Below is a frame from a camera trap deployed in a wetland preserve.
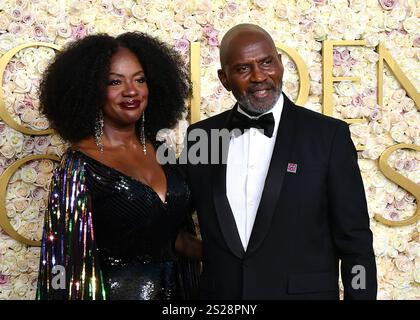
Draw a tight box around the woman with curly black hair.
[36,32,201,300]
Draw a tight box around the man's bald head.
[219,24,277,69]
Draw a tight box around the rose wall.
[0,0,419,299]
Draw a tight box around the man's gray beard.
[236,91,281,114]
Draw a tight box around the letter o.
[0,42,60,135]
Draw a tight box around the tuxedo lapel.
[246,95,298,256]
[212,106,245,259]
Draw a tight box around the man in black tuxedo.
[181,24,377,299]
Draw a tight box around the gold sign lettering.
[375,144,420,227]
[0,42,60,135]
[0,154,59,246]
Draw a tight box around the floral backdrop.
[0,0,419,300]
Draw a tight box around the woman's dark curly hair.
[40,32,190,143]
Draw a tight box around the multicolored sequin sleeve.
[36,152,107,300]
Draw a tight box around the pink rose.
[313,0,327,5]
[340,49,350,61]
[32,187,46,200]
[351,94,363,107]
[403,159,416,171]
[71,23,87,40]
[33,23,46,40]
[369,108,381,121]
[333,49,343,66]
[364,87,376,97]
[379,0,397,10]
[10,7,23,21]
[208,36,219,47]
[226,2,239,13]
[34,136,50,152]
[174,38,190,54]
[22,13,34,25]
[23,137,35,153]
[389,211,399,220]
[203,24,219,39]
[413,34,420,48]
[0,123,6,135]
[347,57,358,67]
[394,159,405,170]
[0,274,9,285]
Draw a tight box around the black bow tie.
[228,110,275,138]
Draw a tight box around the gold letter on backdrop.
[376,144,420,227]
[0,42,61,246]
[0,154,59,246]
[276,44,310,106]
[0,42,60,135]
[322,40,366,124]
[377,43,419,110]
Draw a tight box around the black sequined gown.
[37,149,199,300]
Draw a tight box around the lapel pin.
[287,163,298,173]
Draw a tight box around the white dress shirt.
[226,94,284,251]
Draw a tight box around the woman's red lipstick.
[119,100,141,109]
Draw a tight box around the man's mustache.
[247,82,275,93]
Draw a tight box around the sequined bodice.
[71,149,193,299]
[71,149,192,262]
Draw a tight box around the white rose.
[390,124,409,143]
[21,206,39,221]
[371,171,387,188]
[404,111,419,127]
[13,198,29,212]
[392,89,406,102]
[384,16,400,31]
[386,246,399,258]
[81,7,96,24]
[31,117,50,130]
[35,172,52,188]
[14,72,32,93]
[391,235,407,252]
[364,33,379,47]
[414,267,420,283]
[0,145,16,158]
[14,182,30,198]
[57,23,72,38]
[403,17,418,33]
[373,235,388,256]
[400,97,415,112]
[13,282,28,297]
[335,81,356,97]
[296,0,314,14]
[38,159,54,173]
[405,242,420,260]
[391,7,407,21]
[21,166,37,183]
[274,4,288,20]
[20,109,38,124]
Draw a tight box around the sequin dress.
[37,148,200,300]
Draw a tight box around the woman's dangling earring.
[140,112,146,155]
[94,110,104,152]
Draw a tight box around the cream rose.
[35,172,52,188]
[12,198,29,212]
[21,166,37,184]
[0,145,16,159]
[38,159,54,173]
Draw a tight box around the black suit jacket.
[180,94,377,299]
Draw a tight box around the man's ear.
[277,53,282,64]
[217,69,231,91]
